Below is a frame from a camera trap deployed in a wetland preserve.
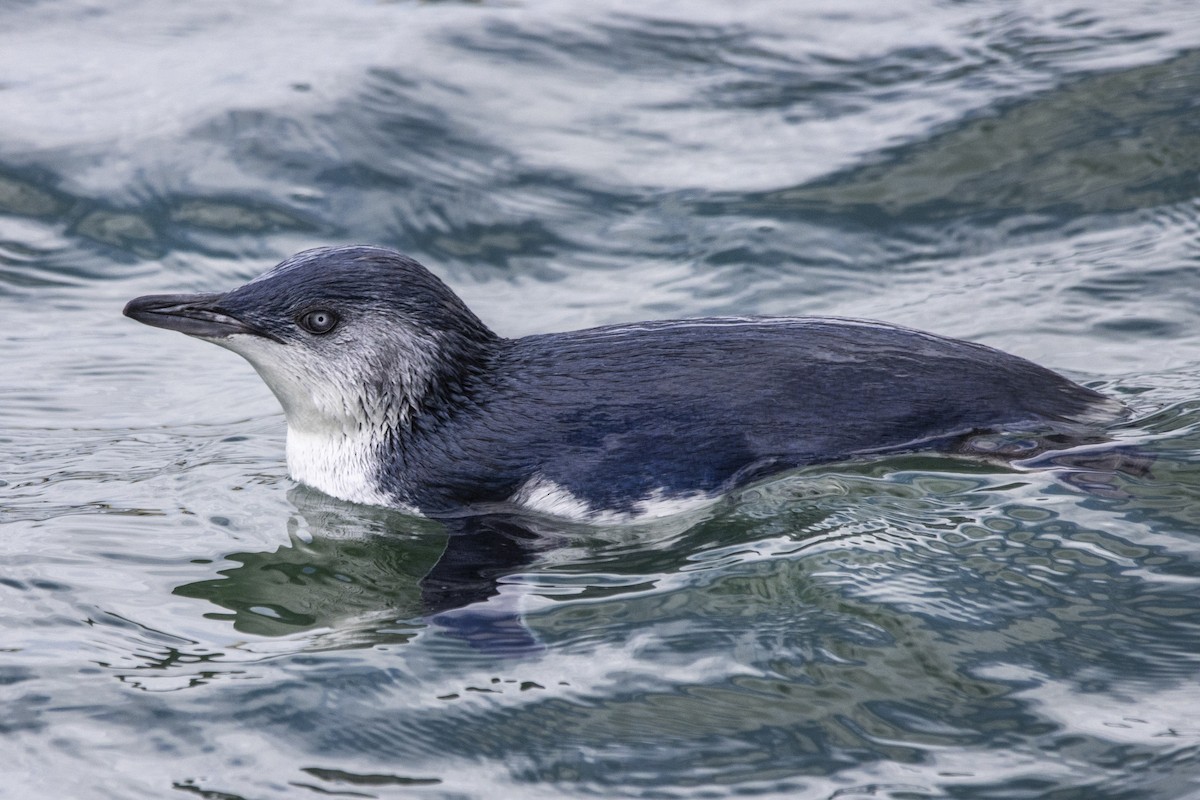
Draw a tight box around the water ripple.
[3,1,1200,797]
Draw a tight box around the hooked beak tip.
[123,292,263,339]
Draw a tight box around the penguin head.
[124,245,497,431]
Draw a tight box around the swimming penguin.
[124,245,1124,522]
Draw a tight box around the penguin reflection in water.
[126,246,1130,620]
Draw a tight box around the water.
[3,0,1200,797]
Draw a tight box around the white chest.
[285,425,404,510]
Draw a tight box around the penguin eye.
[298,309,339,335]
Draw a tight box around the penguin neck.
[282,331,503,511]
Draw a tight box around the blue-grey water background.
[3,0,1200,797]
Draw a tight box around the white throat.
[214,331,430,512]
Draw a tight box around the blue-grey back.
[386,317,1114,513]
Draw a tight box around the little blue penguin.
[124,245,1123,522]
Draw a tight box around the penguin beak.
[123,292,280,342]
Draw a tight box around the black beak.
[123,292,275,340]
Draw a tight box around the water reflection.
[172,492,573,653]
[174,530,436,642]
[167,436,1179,655]
[73,443,1200,795]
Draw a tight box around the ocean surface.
[3,1,1200,798]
